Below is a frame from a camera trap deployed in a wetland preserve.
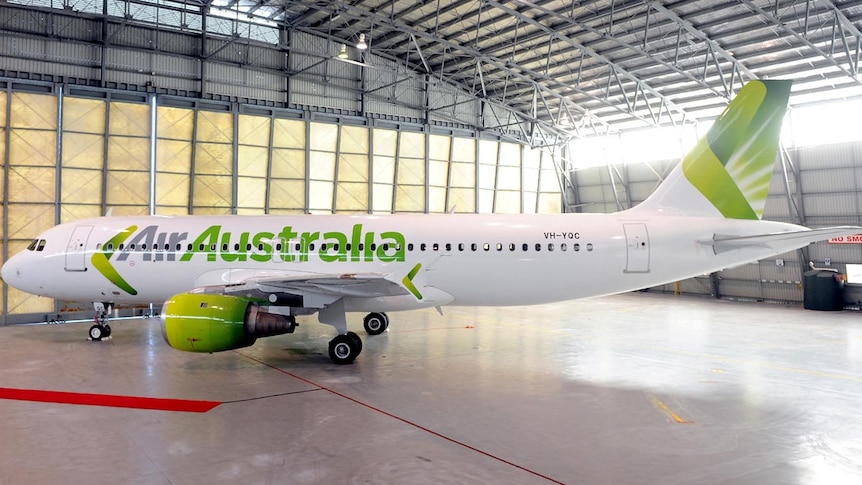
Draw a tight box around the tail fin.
[631,80,792,219]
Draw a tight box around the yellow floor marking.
[647,394,693,424]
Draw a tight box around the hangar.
[1,0,861,482]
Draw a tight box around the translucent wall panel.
[336,125,369,213]
[107,101,150,215]
[270,118,305,214]
[477,139,498,213]
[7,92,56,314]
[495,142,522,213]
[308,122,337,212]
[522,146,541,214]
[156,106,193,215]
[538,150,562,213]
[395,131,425,213]
[61,97,106,222]
[371,129,396,213]
[193,110,233,215]
[427,135,450,213]
[237,114,270,214]
[448,136,476,213]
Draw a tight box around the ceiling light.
[338,44,348,59]
[356,33,367,50]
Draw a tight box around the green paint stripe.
[402,263,423,300]
[91,226,139,296]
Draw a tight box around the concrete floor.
[1,292,861,484]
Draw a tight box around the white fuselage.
[1,212,807,311]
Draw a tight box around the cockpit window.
[27,239,46,252]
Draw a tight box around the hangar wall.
[0,80,563,321]
[570,144,862,306]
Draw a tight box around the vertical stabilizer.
[630,80,792,219]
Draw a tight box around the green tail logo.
[91,226,139,295]
[682,80,792,220]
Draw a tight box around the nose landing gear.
[88,302,113,341]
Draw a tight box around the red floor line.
[0,387,221,413]
[237,352,564,485]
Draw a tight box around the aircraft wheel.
[89,325,105,341]
[346,331,363,353]
[363,312,389,335]
[103,324,112,338]
[328,334,361,365]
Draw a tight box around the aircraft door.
[623,223,650,273]
[65,225,94,272]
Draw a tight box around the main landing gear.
[362,312,389,335]
[88,302,113,341]
[319,301,390,365]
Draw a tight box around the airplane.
[2,79,859,365]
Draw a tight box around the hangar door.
[65,225,93,272]
[623,223,650,273]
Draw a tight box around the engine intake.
[160,293,297,353]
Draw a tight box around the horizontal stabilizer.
[698,226,862,254]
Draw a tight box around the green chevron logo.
[402,263,423,300]
[91,225,139,295]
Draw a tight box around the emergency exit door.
[65,225,93,272]
[623,223,650,273]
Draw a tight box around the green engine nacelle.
[160,293,296,353]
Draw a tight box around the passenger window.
[587,243,594,251]
[370,243,376,251]
[483,243,490,251]
[496,243,503,251]
[276,243,282,251]
[573,243,580,251]
[346,243,352,251]
[222,243,228,251]
[535,243,541,251]
[522,243,528,251]
[321,243,327,251]
[381,243,387,251]
[561,243,567,251]
[458,243,464,251]
[445,243,452,251]
[421,243,427,251]
[509,243,515,251]
[471,243,477,251]
[433,243,439,251]
[130,244,137,250]
[234,243,240,251]
[548,243,554,251]
[408,243,414,251]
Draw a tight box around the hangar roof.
[208,0,862,138]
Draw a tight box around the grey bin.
[803,270,845,311]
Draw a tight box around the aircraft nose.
[1,257,20,285]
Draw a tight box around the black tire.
[103,324,112,338]
[363,312,389,335]
[346,331,363,353]
[328,334,360,365]
[89,325,104,341]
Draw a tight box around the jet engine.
[160,293,297,353]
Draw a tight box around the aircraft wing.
[190,269,411,303]
[698,226,862,254]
